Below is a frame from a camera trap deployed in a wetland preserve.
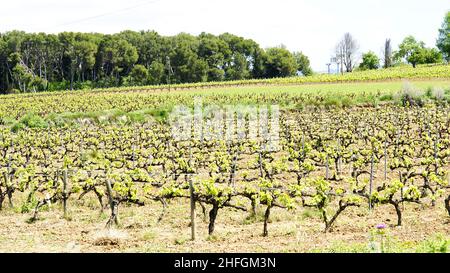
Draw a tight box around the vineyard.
[1,74,450,252]
[1,63,450,96]
[2,0,450,258]
[2,105,450,223]
[1,79,450,124]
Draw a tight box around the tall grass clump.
[11,113,48,132]
[394,82,425,107]
[431,87,445,101]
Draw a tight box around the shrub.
[20,113,48,128]
[11,113,48,132]
[431,87,445,101]
[379,94,393,101]
[394,82,425,107]
[6,88,21,94]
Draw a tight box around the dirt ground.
[0,193,448,253]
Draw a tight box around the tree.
[223,53,250,80]
[148,61,165,84]
[40,33,65,86]
[119,30,165,72]
[11,63,31,92]
[436,11,450,62]
[58,32,77,89]
[73,39,98,82]
[395,36,424,68]
[382,39,393,68]
[0,37,8,91]
[11,62,46,92]
[359,51,380,70]
[335,33,359,72]
[293,51,313,76]
[423,48,442,64]
[218,33,261,80]
[395,36,442,67]
[168,33,208,83]
[263,46,297,78]
[198,32,229,81]
[128,64,149,85]
[96,35,138,82]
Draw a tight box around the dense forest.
[0,30,312,93]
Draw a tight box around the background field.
[1,78,450,124]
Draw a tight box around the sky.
[1,0,448,72]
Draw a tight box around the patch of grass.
[379,94,393,101]
[340,97,353,108]
[125,111,147,123]
[206,234,221,242]
[18,195,38,214]
[47,113,68,127]
[243,212,265,225]
[415,234,449,253]
[10,107,170,130]
[0,116,16,126]
[323,97,342,108]
[11,113,48,132]
[144,108,170,122]
[174,237,188,245]
[63,214,73,221]
[311,241,369,253]
[300,208,321,220]
[82,197,103,211]
[142,230,157,241]
[97,212,109,221]
[311,234,450,253]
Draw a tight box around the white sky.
[1,0,448,71]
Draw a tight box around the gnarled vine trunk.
[208,202,219,235]
[391,201,402,226]
[263,205,271,237]
[106,200,119,228]
[251,198,257,217]
[445,195,450,217]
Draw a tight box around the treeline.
[0,30,312,93]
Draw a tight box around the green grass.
[300,208,322,220]
[142,230,157,241]
[185,80,450,106]
[311,234,450,253]
[185,80,449,95]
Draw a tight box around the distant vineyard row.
[2,64,450,97]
